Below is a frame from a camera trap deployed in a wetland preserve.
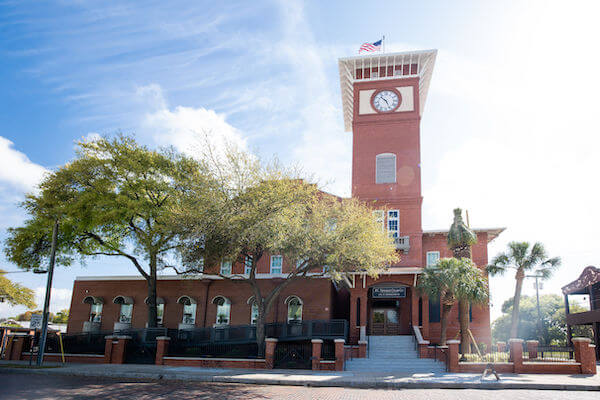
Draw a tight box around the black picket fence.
[321,340,336,361]
[168,339,260,359]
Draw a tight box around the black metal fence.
[168,338,260,359]
[274,341,312,369]
[43,332,107,355]
[524,344,574,362]
[266,320,348,342]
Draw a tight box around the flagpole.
[382,35,385,53]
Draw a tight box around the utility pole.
[36,220,59,366]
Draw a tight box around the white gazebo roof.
[338,49,437,132]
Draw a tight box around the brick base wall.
[162,357,267,369]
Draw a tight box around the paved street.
[1,373,599,400]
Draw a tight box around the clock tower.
[338,50,437,267]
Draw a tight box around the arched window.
[247,296,259,325]
[212,296,231,325]
[285,296,303,322]
[83,296,103,323]
[113,296,134,323]
[177,296,197,325]
[376,153,396,184]
[145,297,165,325]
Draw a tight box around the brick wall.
[68,277,335,333]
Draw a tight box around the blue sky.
[1,0,599,321]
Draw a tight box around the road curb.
[1,367,599,391]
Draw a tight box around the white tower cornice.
[338,49,437,132]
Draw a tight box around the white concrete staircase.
[345,336,446,373]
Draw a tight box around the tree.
[447,208,478,353]
[492,294,592,345]
[0,270,36,308]
[418,258,489,346]
[172,146,399,355]
[15,310,54,322]
[52,309,69,324]
[487,242,561,339]
[4,135,216,328]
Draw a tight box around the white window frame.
[220,260,232,275]
[286,296,303,322]
[214,296,231,325]
[89,303,102,323]
[373,210,385,232]
[387,210,399,238]
[250,301,259,325]
[427,251,440,267]
[119,304,133,323]
[244,256,253,275]
[270,255,283,274]
[376,153,397,184]
[178,296,197,325]
[156,303,164,325]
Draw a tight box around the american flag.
[359,39,382,53]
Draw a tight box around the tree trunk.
[453,245,472,353]
[458,300,470,355]
[146,254,158,328]
[440,303,453,345]
[510,269,525,339]
[256,301,267,358]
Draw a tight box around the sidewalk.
[1,360,599,391]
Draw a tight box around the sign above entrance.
[372,286,406,298]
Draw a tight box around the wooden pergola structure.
[562,266,600,360]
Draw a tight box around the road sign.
[30,314,43,329]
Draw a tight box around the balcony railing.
[394,236,410,252]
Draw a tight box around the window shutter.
[376,154,396,183]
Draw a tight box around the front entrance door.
[370,308,400,335]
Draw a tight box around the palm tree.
[418,258,489,346]
[447,208,477,353]
[487,242,561,339]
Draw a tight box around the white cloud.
[136,84,248,162]
[0,136,48,192]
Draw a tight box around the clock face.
[372,90,400,112]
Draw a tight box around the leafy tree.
[447,208,478,353]
[418,258,489,345]
[492,294,592,345]
[172,146,399,355]
[487,242,561,339]
[0,270,36,308]
[15,310,54,322]
[4,135,216,327]
[52,309,69,324]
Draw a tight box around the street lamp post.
[527,274,544,344]
[36,220,59,366]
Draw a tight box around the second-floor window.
[387,210,399,238]
[270,255,283,274]
[220,260,232,275]
[119,304,133,323]
[427,251,440,267]
[244,256,253,275]
[90,303,102,323]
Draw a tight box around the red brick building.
[67,49,503,346]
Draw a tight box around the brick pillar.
[358,340,367,358]
[418,340,431,358]
[11,335,27,361]
[265,338,277,369]
[508,339,524,373]
[526,340,538,359]
[155,336,170,365]
[104,335,114,363]
[496,341,506,353]
[573,337,597,375]
[311,339,323,370]
[334,339,345,371]
[447,340,460,372]
[104,335,130,364]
